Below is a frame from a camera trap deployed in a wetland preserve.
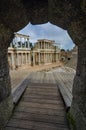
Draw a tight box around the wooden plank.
[26,87,57,93]
[58,73,73,100]
[53,72,72,109]
[17,101,64,110]
[12,78,29,104]
[7,118,69,130]
[5,127,27,130]
[5,73,69,130]
[12,112,67,125]
[21,97,63,105]
[15,105,65,116]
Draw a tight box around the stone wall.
[0,48,13,128]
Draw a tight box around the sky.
[18,22,75,50]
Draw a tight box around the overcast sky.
[18,22,75,50]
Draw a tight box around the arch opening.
[7,22,76,72]
[7,22,77,114]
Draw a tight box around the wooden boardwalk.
[53,72,74,109]
[5,71,70,130]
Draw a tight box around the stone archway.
[0,0,86,129]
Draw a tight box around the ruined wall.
[0,0,29,127]
[0,0,86,129]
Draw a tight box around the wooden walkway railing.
[53,72,75,110]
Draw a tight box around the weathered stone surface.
[0,0,86,129]
[0,0,28,32]
[22,0,48,24]
[0,24,13,49]
[0,95,13,128]
[0,49,11,102]
[70,45,86,130]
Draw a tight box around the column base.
[0,95,13,129]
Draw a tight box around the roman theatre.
[0,0,86,130]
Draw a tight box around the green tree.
[29,42,33,50]
[61,49,65,52]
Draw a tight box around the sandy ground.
[10,62,63,89]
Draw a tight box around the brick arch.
[0,0,86,129]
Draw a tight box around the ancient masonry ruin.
[8,33,61,69]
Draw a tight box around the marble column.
[20,37,22,48]
[33,52,35,65]
[16,53,19,68]
[49,44,50,49]
[21,53,23,65]
[46,53,47,63]
[48,43,49,49]
[29,53,31,65]
[26,53,27,64]
[24,38,27,48]
[41,42,43,49]
[11,53,14,69]
[27,38,30,49]
[44,52,45,64]
[15,36,18,48]
[56,53,59,61]
[29,54,30,63]
[44,42,45,49]
[51,53,53,63]
[45,53,46,63]
[48,53,50,63]
[46,43,48,49]
[27,53,28,63]
[39,42,40,49]
[47,53,48,63]
[39,52,40,65]
[55,53,57,62]
[41,42,42,49]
